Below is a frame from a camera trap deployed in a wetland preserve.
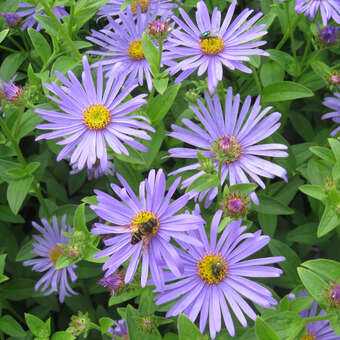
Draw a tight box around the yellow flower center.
[301,332,316,340]
[128,39,144,60]
[83,104,111,130]
[48,246,64,266]
[131,0,150,14]
[200,36,225,55]
[197,253,227,284]
[130,210,159,235]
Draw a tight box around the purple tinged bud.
[319,25,339,45]
[221,192,250,218]
[0,76,22,102]
[329,72,340,86]
[98,272,124,294]
[2,12,21,27]
[228,198,244,214]
[148,19,170,41]
[329,284,340,306]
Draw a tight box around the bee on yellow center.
[197,253,227,284]
[130,210,160,245]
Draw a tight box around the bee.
[212,261,224,277]
[131,218,158,245]
[200,31,218,40]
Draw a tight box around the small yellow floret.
[48,246,64,266]
[197,253,227,284]
[300,332,316,340]
[128,39,145,60]
[131,0,150,14]
[83,104,111,130]
[200,36,225,55]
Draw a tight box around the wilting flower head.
[97,0,178,20]
[0,75,22,102]
[90,169,203,290]
[163,0,269,93]
[299,291,340,340]
[322,91,340,136]
[87,10,157,91]
[70,157,115,180]
[168,88,288,207]
[155,210,284,339]
[35,56,154,174]
[1,12,21,27]
[17,3,68,31]
[295,0,340,26]
[23,216,78,303]
[108,319,129,340]
[319,25,339,45]
[98,272,125,294]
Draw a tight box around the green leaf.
[73,203,88,234]
[6,167,27,179]
[262,81,314,102]
[34,14,58,35]
[0,52,27,82]
[28,28,51,64]
[0,205,25,223]
[25,313,50,337]
[51,331,75,340]
[255,317,279,340]
[0,315,26,337]
[297,267,329,306]
[266,50,297,77]
[286,223,318,245]
[329,138,340,180]
[148,84,181,125]
[99,317,114,334]
[81,195,98,205]
[0,29,9,43]
[178,314,207,340]
[51,56,79,76]
[289,111,315,141]
[309,146,335,164]
[229,183,258,195]
[269,239,300,283]
[317,204,339,237]
[290,296,313,313]
[299,185,325,201]
[83,244,107,263]
[16,239,35,261]
[185,174,219,193]
[253,194,294,215]
[141,32,159,76]
[0,254,9,283]
[260,61,285,87]
[330,315,340,336]
[7,175,34,214]
[153,78,169,94]
[301,259,340,282]
[25,162,41,175]
[109,288,143,306]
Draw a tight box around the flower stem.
[275,15,301,50]
[217,161,223,202]
[250,65,262,93]
[38,0,81,60]
[303,313,333,323]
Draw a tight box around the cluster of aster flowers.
[20,0,340,339]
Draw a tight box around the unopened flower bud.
[140,316,154,332]
[221,192,250,218]
[319,25,339,45]
[67,312,91,337]
[98,272,125,295]
[0,76,23,103]
[328,72,340,86]
[148,19,170,41]
[329,284,340,307]
[2,13,21,27]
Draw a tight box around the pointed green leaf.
[255,317,279,340]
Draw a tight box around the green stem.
[251,65,262,93]
[275,15,302,50]
[303,313,333,323]
[0,116,49,216]
[8,36,25,53]
[0,45,18,53]
[38,0,81,60]
[90,322,124,340]
[217,161,223,202]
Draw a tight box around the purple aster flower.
[98,0,178,19]
[299,291,340,340]
[168,88,288,207]
[163,0,269,93]
[108,319,129,339]
[154,210,284,339]
[319,24,339,45]
[0,75,22,102]
[87,9,157,91]
[17,2,68,31]
[1,12,21,27]
[35,56,154,174]
[295,0,340,26]
[90,169,203,290]
[322,91,340,136]
[23,216,78,303]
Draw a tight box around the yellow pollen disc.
[48,246,64,266]
[130,210,159,235]
[131,0,150,14]
[128,39,144,60]
[83,104,111,130]
[301,332,316,340]
[197,253,227,284]
[200,36,225,55]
